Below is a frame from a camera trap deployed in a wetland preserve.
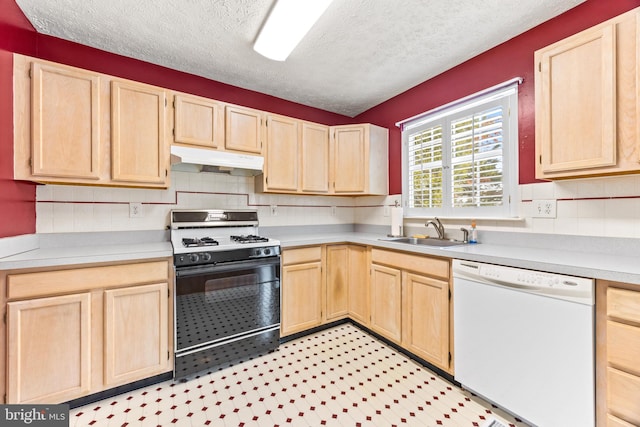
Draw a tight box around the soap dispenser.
[469,220,478,244]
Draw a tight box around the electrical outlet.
[532,199,556,218]
[270,205,278,216]
[129,202,144,218]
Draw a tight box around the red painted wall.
[355,0,640,194]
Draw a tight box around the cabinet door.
[301,122,330,193]
[281,262,323,336]
[536,24,616,176]
[111,80,168,185]
[103,282,169,387]
[30,61,101,180]
[7,293,91,403]
[264,115,299,191]
[174,94,223,149]
[225,105,263,154]
[332,125,367,193]
[347,245,369,326]
[370,263,402,343]
[326,245,349,320]
[403,272,450,370]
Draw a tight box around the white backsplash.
[36,172,640,239]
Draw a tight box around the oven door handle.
[175,256,280,277]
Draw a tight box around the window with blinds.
[402,82,519,218]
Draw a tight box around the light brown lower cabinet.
[3,259,172,404]
[370,263,402,344]
[402,272,450,371]
[282,245,452,374]
[281,247,324,336]
[346,245,369,326]
[326,245,369,323]
[103,283,169,387]
[7,293,92,404]
[370,248,452,373]
[596,280,640,426]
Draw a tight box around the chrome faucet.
[425,217,445,239]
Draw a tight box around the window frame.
[401,81,520,219]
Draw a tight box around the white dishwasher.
[453,259,594,427]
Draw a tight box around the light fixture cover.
[254,0,333,61]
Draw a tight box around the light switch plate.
[532,199,556,218]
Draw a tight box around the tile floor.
[70,324,529,427]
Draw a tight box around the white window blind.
[401,80,519,218]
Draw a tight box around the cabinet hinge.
[3,311,5,324]
[172,128,175,136]
[166,169,168,177]
[165,98,167,107]
[448,352,452,363]
[265,176,268,185]
[538,62,541,72]
[167,351,170,360]
[28,157,32,168]
[448,289,452,300]
[539,155,542,164]
[28,68,32,78]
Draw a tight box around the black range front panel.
[174,256,280,379]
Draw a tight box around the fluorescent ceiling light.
[254,0,333,61]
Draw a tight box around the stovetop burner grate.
[230,235,269,244]
[182,237,220,247]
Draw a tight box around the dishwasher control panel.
[453,259,594,304]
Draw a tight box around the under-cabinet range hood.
[170,145,264,176]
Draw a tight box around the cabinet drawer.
[371,248,449,280]
[608,367,640,425]
[7,260,170,300]
[608,320,640,376]
[608,287,640,324]
[282,247,322,265]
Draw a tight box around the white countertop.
[275,232,640,286]
[0,231,172,270]
[2,230,640,286]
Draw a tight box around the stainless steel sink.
[382,237,467,247]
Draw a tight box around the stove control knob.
[189,253,199,263]
[200,252,212,262]
[253,248,262,257]
[264,248,272,256]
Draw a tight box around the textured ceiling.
[15,0,586,117]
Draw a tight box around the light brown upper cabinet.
[301,122,330,193]
[225,104,263,154]
[14,54,170,188]
[262,114,300,192]
[330,124,388,195]
[173,93,224,149]
[535,8,640,179]
[258,119,332,195]
[14,57,102,183]
[111,80,168,185]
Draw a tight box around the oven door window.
[175,261,280,352]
